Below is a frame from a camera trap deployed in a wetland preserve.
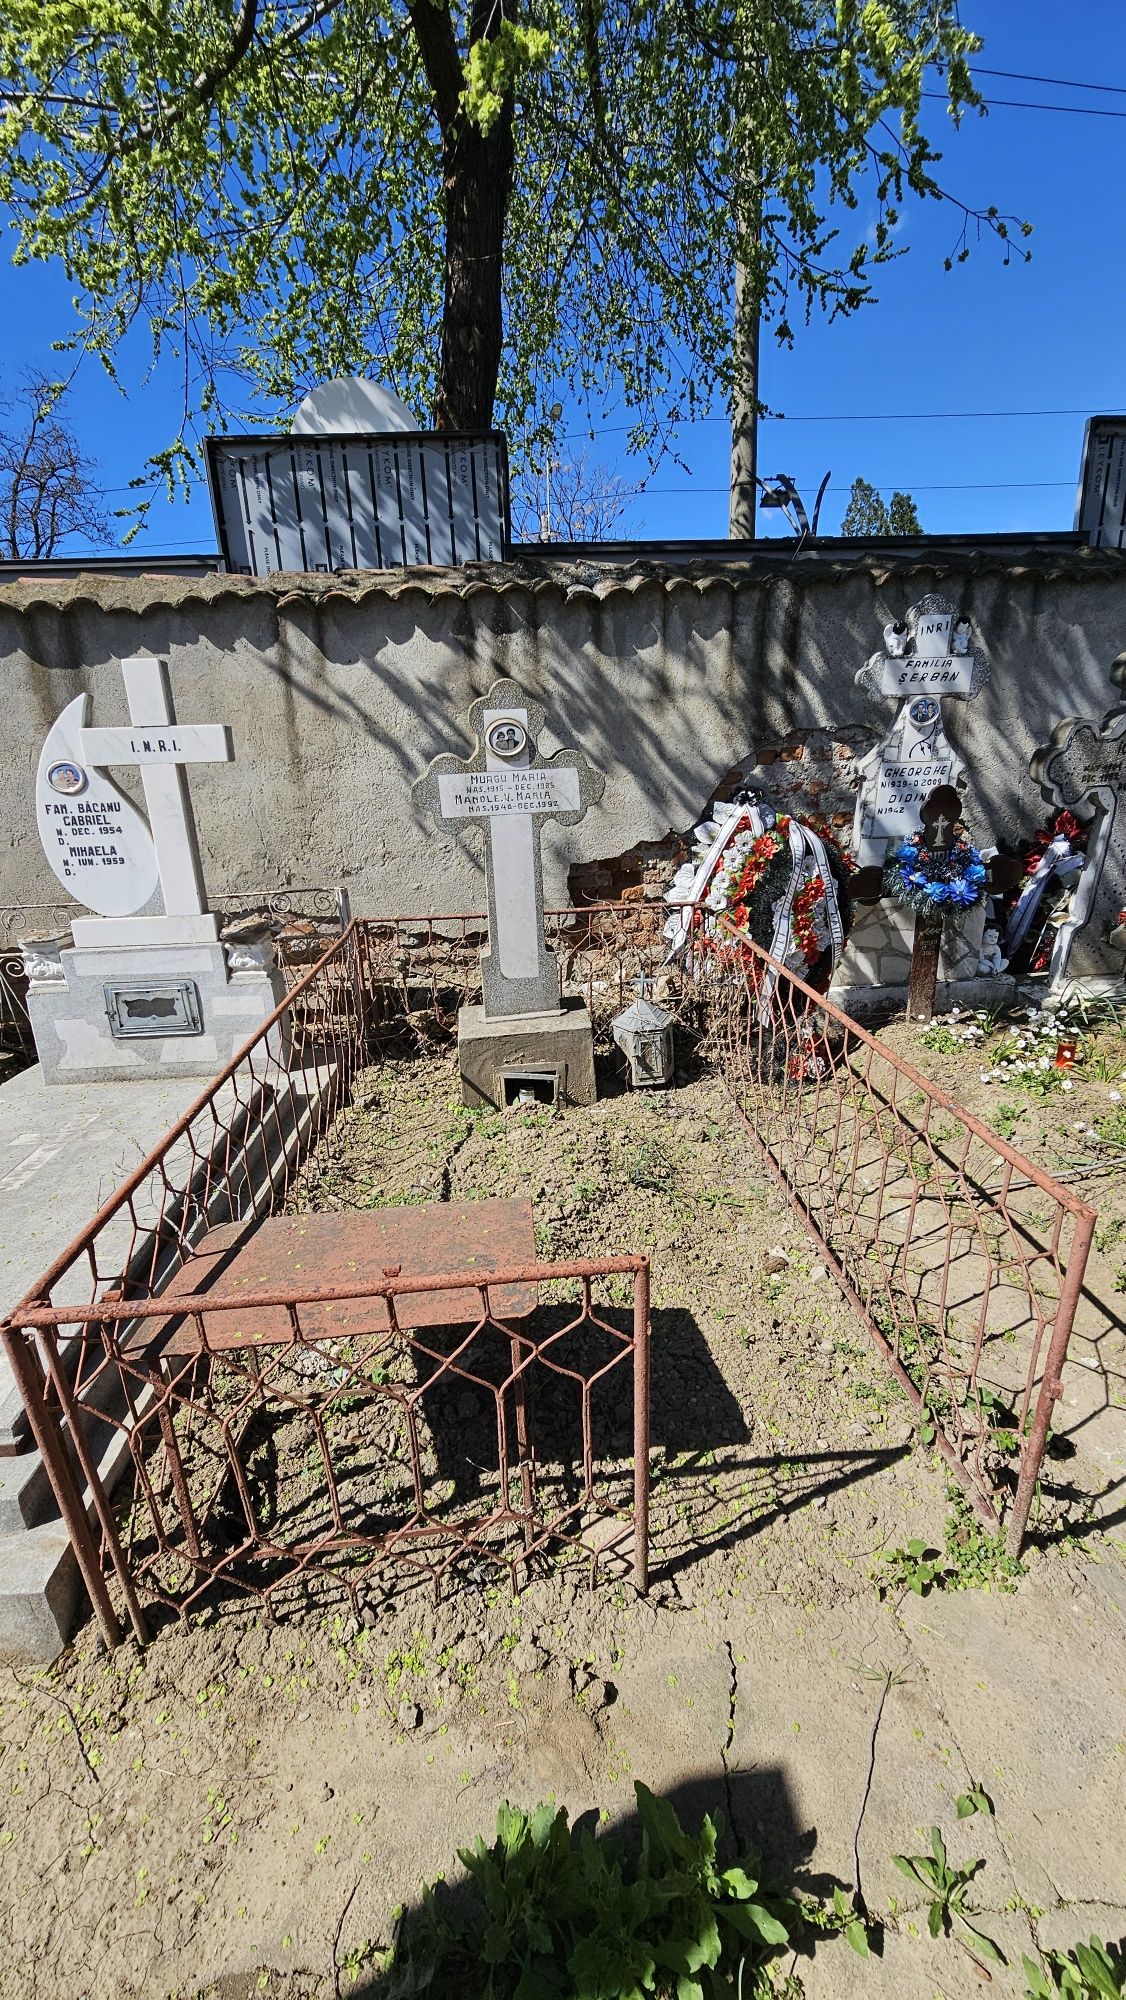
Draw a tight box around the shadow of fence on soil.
[652,1446,909,1579]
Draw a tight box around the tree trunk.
[433,108,514,431]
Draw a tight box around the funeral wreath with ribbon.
[664,793,852,992]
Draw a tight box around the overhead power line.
[565,407,1097,442]
[973,66,1126,98]
[923,88,1126,120]
[636,479,1073,497]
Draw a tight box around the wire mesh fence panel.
[699,931,1095,1553]
[356,904,679,1043]
[8,1260,649,1646]
[1,927,373,1444]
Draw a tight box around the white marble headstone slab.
[34,695,160,917]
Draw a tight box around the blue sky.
[1,0,1123,554]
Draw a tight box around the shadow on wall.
[5,556,1126,911]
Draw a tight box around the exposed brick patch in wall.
[569,730,874,905]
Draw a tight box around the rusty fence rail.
[699,929,1097,1554]
[6,1258,650,1650]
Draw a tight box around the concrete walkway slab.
[0,1063,221,1448]
[0,1057,340,1661]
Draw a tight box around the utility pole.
[728,244,759,540]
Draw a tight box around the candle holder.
[1054,1038,1079,1071]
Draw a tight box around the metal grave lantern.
[612,975,675,1088]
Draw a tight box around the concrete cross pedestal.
[414,679,605,1108]
[25,656,286,1083]
[1031,674,1126,990]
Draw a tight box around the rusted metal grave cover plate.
[136,1199,537,1354]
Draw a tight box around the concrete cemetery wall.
[1,546,1124,956]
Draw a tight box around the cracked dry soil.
[1,1046,1124,2000]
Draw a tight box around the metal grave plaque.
[104,980,203,1039]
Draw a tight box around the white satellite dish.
[292,377,420,436]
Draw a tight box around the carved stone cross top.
[1031,699,1126,981]
[413,679,605,1020]
[852,596,989,869]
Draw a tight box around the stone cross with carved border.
[413,679,605,1021]
[1031,694,1126,984]
[853,594,989,869]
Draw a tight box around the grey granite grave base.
[830,973,1017,1022]
[836,899,985,989]
[458,998,598,1109]
[0,1054,339,1661]
[26,941,286,1084]
[481,944,561,1021]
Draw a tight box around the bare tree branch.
[0,372,111,559]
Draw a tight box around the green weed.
[374,1784,864,1998]
[1023,1935,1126,1998]
[891,1827,1003,1966]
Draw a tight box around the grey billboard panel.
[1075,416,1126,549]
[205,431,510,574]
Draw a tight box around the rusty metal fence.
[699,928,1096,1554]
[357,900,673,1036]
[7,1258,649,1651]
[1,918,653,1645]
[0,902,1097,1647]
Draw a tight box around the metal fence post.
[633,1257,651,1596]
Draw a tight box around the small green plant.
[376,1784,838,1997]
[870,1490,1024,1600]
[918,1023,962,1056]
[873,1541,942,1599]
[1022,1935,1126,1998]
[628,1142,676,1191]
[954,1784,994,1819]
[992,1103,1022,1142]
[891,1827,1004,1966]
[943,1490,1024,1593]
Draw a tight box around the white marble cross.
[852,595,989,867]
[414,679,604,1020]
[79,656,233,922]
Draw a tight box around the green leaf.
[1020,1954,1052,1999]
[719,1866,759,1901]
[927,1900,944,1939]
[1073,1939,1121,1998]
[482,1919,511,1964]
[956,1918,1006,1966]
[929,1827,947,1871]
[845,1918,870,1958]
[721,1901,789,1949]
[955,1786,994,1819]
